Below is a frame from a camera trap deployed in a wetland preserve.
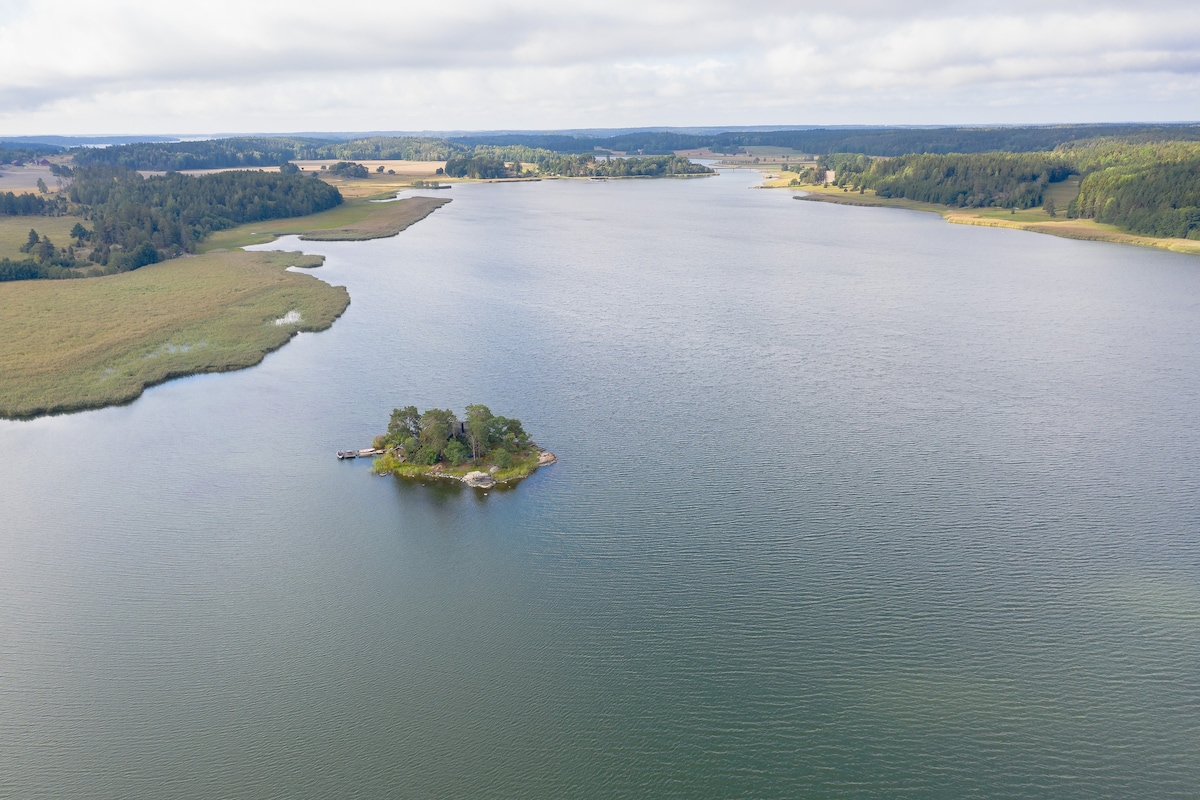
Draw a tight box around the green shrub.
[444,439,469,466]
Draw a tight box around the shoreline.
[0,251,349,420]
[374,450,557,488]
[793,187,1200,259]
[3,198,450,419]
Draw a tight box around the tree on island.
[374,404,533,473]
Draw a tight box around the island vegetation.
[370,405,554,487]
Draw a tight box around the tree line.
[1070,157,1200,239]
[1,167,343,282]
[0,142,64,163]
[74,136,457,171]
[444,152,713,179]
[69,166,343,261]
[819,152,1073,209]
[451,124,1200,157]
[62,125,1200,175]
[801,137,1200,238]
[0,191,64,216]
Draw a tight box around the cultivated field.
[296,160,448,199]
[0,250,349,417]
[0,163,62,194]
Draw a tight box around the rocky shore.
[380,450,557,489]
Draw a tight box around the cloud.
[1,0,1198,133]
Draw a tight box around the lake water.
[2,172,1199,799]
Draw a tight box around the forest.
[0,167,343,282]
[74,136,458,171]
[824,152,1074,209]
[0,142,64,163]
[0,192,62,216]
[800,137,1200,238]
[69,166,343,260]
[73,137,309,171]
[62,124,1200,174]
[1070,157,1200,239]
[449,124,1200,157]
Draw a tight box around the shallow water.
[2,173,1198,798]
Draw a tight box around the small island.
[369,405,556,489]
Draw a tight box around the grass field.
[301,196,450,241]
[0,250,349,418]
[0,216,81,260]
[200,196,451,251]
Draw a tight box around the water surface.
[2,173,1198,798]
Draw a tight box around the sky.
[1,0,1198,136]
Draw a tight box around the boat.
[337,450,357,459]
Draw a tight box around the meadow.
[0,216,81,260]
[0,250,348,418]
[200,196,450,250]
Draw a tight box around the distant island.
[370,405,556,489]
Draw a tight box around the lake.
[2,172,1198,798]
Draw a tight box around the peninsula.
[369,405,556,489]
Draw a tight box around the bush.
[444,439,469,466]
[328,161,369,178]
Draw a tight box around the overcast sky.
[1,0,1198,136]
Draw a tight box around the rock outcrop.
[461,471,497,489]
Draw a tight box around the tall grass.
[0,250,348,417]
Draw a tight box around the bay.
[2,172,1198,798]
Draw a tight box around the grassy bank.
[302,196,450,241]
[200,196,451,251]
[793,183,1200,258]
[0,250,349,418]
